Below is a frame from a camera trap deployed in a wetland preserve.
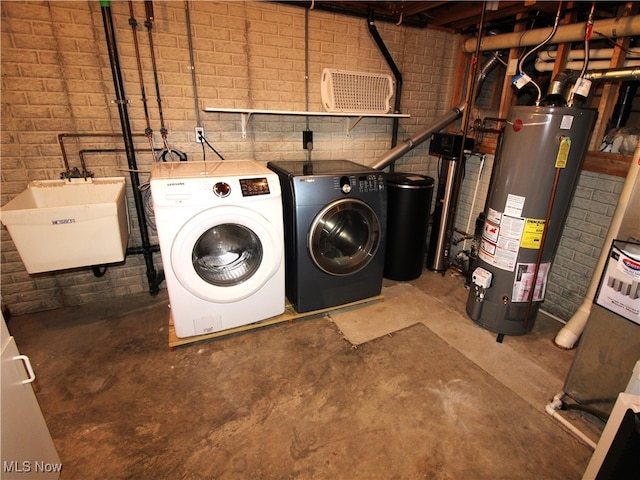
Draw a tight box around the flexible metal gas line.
[568,1,596,107]
[517,1,563,105]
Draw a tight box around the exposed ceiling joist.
[275,1,634,35]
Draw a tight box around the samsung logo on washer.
[167,182,185,187]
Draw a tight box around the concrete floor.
[6,270,602,479]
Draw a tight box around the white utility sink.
[0,177,129,274]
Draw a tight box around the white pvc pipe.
[462,16,640,53]
[462,154,486,252]
[554,141,640,349]
[546,394,597,450]
[535,58,640,72]
[538,48,640,61]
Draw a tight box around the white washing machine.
[150,161,285,338]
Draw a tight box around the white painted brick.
[0,0,621,317]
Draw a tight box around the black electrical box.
[429,133,474,158]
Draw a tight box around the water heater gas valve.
[472,267,493,289]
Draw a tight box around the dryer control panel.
[336,173,385,194]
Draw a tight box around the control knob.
[340,176,351,194]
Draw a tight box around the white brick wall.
[544,172,624,319]
[0,1,458,315]
[0,0,622,322]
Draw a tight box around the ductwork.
[370,103,464,170]
[462,15,640,54]
[371,50,504,170]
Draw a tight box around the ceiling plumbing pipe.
[462,15,640,53]
[554,139,640,349]
[538,48,640,61]
[584,66,640,81]
[535,58,640,71]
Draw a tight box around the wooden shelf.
[203,107,410,138]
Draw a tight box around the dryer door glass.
[309,198,380,275]
[192,224,263,286]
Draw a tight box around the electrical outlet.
[194,126,205,143]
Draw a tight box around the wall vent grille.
[321,69,394,114]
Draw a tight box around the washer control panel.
[213,182,231,198]
[239,177,271,196]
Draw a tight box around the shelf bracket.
[240,112,253,139]
[346,116,365,136]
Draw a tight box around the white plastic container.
[0,177,129,274]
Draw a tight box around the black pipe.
[101,2,161,295]
[610,81,639,129]
[367,12,402,166]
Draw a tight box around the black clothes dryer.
[267,160,387,313]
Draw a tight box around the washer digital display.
[240,177,270,196]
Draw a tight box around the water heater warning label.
[520,218,545,249]
[479,213,525,271]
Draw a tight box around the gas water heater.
[466,105,597,337]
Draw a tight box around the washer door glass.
[193,224,262,286]
[309,198,380,275]
[171,206,282,303]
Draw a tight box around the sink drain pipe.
[101,1,163,295]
